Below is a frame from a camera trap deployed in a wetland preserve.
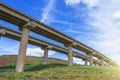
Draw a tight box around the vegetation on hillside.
[0,55,68,66]
[0,62,120,80]
[0,55,120,80]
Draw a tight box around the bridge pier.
[16,22,35,72]
[65,42,77,66]
[83,59,88,66]
[43,48,48,65]
[87,53,93,66]
[100,59,104,66]
[68,45,73,66]
[94,62,98,66]
[94,63,96,66]
[42,45,52,65]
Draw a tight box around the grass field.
[0,55,120,80]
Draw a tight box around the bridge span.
[0,26,101,65]
[0,2,118,72]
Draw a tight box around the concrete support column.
[84,60,88,66]
[65,42,77,66]
[42,45,52,65]
[16,27,30,72]
[16,22,35,72]
[94,63,97,66]
[68,45,73,66]
[100,60,104,66]
[43,48,48,65]
[89,54,93,66]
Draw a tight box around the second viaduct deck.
[0,25,101,65]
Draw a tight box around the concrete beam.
[64,42,77,47]
[0,29,5,36]
[0,29,5,39]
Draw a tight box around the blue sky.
[1,0,120,65]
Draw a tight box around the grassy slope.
[0,55,68,66]
[0,55,120,80]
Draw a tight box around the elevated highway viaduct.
[0,2,118,72]
[0,25,101,69]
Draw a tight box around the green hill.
[0,55,120,80]
[0,55,68,66]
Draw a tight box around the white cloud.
[0,46,18,55]
[65,0,99,7]
[65,29,82,34]
[41,0,55,22]
[73,57,84,64]
[26,48,44,57]
[112,11,120,22]
[82,0,99,7]
[49,50,56,55]
[113,11,120,19]
[0,39,19,55]
[63,57,84,64]
[88,0,120,65]
[26,47,56,57]
[64,0,120,65]
[48,19,74,25]
[0,46,56,57]
[65,0,81,5]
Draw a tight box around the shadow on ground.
[25,63,67,72]
[0,63,68,72]
[0,64,16,72]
